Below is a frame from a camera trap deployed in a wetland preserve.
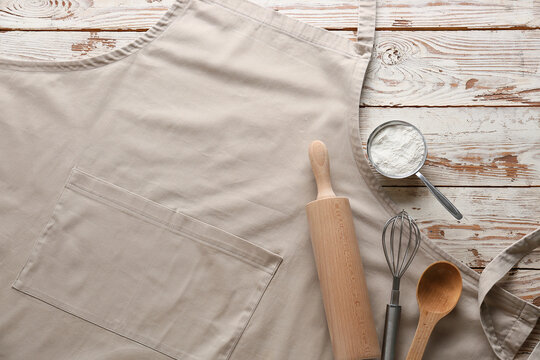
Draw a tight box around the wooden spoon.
[406,261,463,360]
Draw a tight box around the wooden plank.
[376,0,540,30]
[2,30,540,107]
[1,0,539,31]
[0,0,174,31]
[497,269,540,305]
[0,31,138,61]
[363,30,540,106]
[0,30,355,61]
[359,107,540,187]
[269,0,540,30]
[0,0,357,30]
[386,187,540,269]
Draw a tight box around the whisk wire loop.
[382,210,421,280]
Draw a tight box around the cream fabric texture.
[0,0,537,359]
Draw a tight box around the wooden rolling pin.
[306,140,380,360]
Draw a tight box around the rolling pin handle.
[309,140,336,200]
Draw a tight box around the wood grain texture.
[363,30,540,106]
[0,0,355,30]
[0,31,138,60]
[307,197,380,359]
[1,0,539,30]
[406,262,462,360]
[498,269,540,305]
[376,0,540,30]
[0,30,355,60]
[307,140,380,359]
[387,187,540,269]
[359,107,540,186]
[0,0,169,31]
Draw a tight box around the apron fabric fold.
[0,0,537,359]
[478,229,540,359]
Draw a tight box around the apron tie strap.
[356,0,376,57]
[478,228,540,359]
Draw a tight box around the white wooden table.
[1,0,538,356]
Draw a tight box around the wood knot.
[2,0,90,20]
[381,46,404,65]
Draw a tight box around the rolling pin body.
[306,141,380,360]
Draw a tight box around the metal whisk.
[381,210,421,360]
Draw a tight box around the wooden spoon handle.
[308,140,336,200]
[406,312,439,360]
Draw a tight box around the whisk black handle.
[381,304,401,360]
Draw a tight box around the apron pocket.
[13,168,282,360]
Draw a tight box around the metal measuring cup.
[366,120,463,220]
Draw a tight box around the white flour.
[369,124,426,177]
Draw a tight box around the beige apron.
[0,0,537,359]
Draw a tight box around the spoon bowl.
[406,261,462,360]
[417,261,462,314]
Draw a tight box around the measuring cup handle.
[416,172,463,220]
